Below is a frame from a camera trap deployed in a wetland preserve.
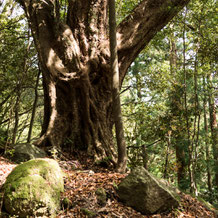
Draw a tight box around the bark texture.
[17,0,191,162]
[109,0,127,173]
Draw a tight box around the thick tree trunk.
[38,63,117,162]
[21,0,117,162]
[17,0,191,163]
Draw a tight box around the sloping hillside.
[0,156,217,217]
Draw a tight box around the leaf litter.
[0,155,217,218]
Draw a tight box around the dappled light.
[0,0,217,217]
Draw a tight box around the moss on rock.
[11,143,46,163]
[81,208,97,218]
[95,188,107,206]
[2,158,64,217]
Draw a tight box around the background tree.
[122,0,217,204]
[0,1,43,150]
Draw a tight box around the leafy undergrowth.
[0,155,217,218]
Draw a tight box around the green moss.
[3,158,64,217]
[197,197,218,212]
[81,208,97,218]
[5,159,64,190]
[62,197,74,209]
[95,188,107,206]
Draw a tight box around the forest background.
[0,0,217,208]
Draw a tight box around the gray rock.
[11,143,46,163]
[2,158,64,217]
[117,166,180,215]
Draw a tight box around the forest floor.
[0,154,217,218]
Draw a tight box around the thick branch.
[18,0,82,80]
[117,0,191,82]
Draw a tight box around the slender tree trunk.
[12,34,31,144]
[131,58,148,169]
[169,28,188,190]
[142,145,148,170]
[17,114,31,141]
[4,106,13,154]
[27,68,41,143]
[207,73,218,188]
[203,76,212,193]
[12,88,20,144]
[182,9,195,193]
[163,132,171,179]
[188,50,200,196]
[109,0,127,173]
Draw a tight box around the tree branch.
[117,0,191,83]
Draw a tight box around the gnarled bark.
[17,0,190,163]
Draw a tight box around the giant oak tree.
[17,0,190,164]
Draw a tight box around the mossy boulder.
[2,158,64,217]
[117,166,180,215]
[11,143,46,163]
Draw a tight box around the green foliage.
[0,2,43,144]
[4,148,15,159]
[0,128,7,147]
[116,0,141,23]
[0,0,217,208]
[121,0,217,204]
[95,156,113,167]
[61,197,74,209]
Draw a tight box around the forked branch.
[117,0,191,82]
